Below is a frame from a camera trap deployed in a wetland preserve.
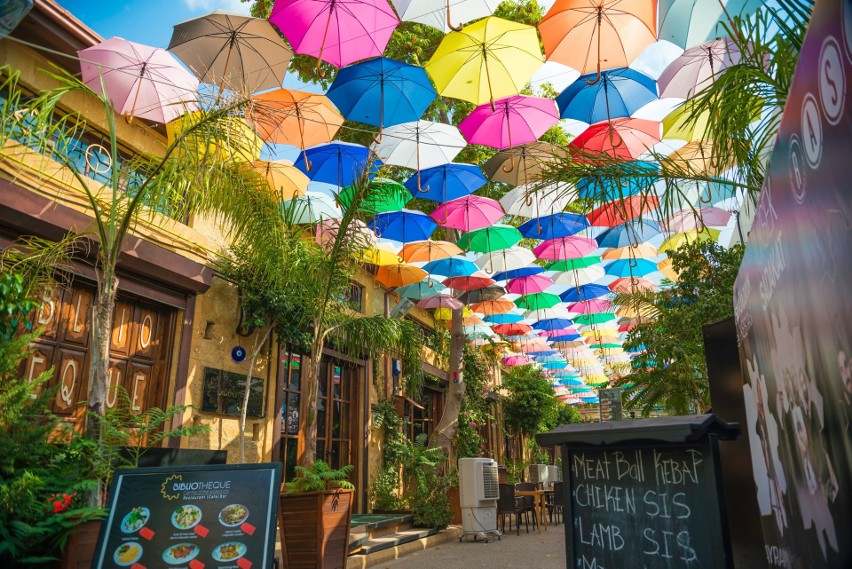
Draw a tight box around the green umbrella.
[457,224,522,253]
[590,343,622,349]
[514,292,561,311]
[547,256,602,271]
[338,177,411,215]
[574,313,617,326]
[396,278,446,300]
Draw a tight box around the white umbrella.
[372,120,466,171]
[551,266,606,287]
[474,246,536,274]
[464,323,495,337]
[499,183,576,218]
[282,191,341,225]
[524,306,573,322]
[390,0,500,33]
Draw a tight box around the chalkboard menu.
[565,440,730,569]
[93,463,282,569]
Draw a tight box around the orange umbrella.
[249,88,343,150]
[658,257,680,281]
[539,0,657,83]
[399,240,463,263]
[248,159,309,200]
[375,263,427,288]
[470,299,514,314]
[609,276,656,293]
[602,243,659,260]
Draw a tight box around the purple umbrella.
[459,95,559,150]
[430,195,504,232]
[658,38,741,99]
[664,206,732,232]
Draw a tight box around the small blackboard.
[565,440,729,569]
[93,463,282,569]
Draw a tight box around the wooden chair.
[514,482,539,530]
[497,483,530,535]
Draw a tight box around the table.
[515,489,548,533]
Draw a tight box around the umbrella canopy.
[533,236,598,260]
[658,38,741,98]
[338,178,411,214]
[587,195,660,226]
[484,142,567,186]
[662,101,712,142]
[368,209,437,242]
[360,242,402,266]
[270,0,399,68]
[492,266,545,281]
[503,354,532,366]
[422,257,478,277]
[557,67,657,124]
[499,183,574,217]
[525,307,572,322]
[79,37,198,124]
[417,295,463,310]
[372,120,466,171]
[431,195,504,232]
[658,0,764,49]
[518,212,589,239]
[390,0,500,32]
[595,219,662,247]
[560,283,611,302]
[317,218,375,249]
[506,274,552,295]
[515,292,562,311]
[539,0,656,80]
[294,142,378,187]
[459,95,559,150]
[166,111,261,162]
[282,191,342,224]
[602,242,659,260]
[424,16,543,107]
[248,159,309,200]
[548,255,602,271]
[168,11,292,93]
[493,323,533,336]
[657,257,680,281]
[397,278,446,299]
[568,299,614,314]
[604,258,658,277]
[443,274,496,290]
[578,160,660,201]
[484,313,524,324]
[552,265,606,287]
[400,240,463,263]
[249,88,342,148]
[404,163,486,203]
[609,277,657,293]
[375,263,428,288]
[459,285,506,304]
[326,57,436,129]
[457,224,523,253]
[668,141,734,176]
[664,207,732,233]
[533,318,575,332]
[660,228,721,252]
[570,118,661,162]
[436,307,473,321]
[574,313,617,325]
[470,299,515,314]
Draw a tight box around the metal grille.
[481,464,499,500]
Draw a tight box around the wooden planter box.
[58,520,101,569]
[279,488,354,569]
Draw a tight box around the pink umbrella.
[417,295,463,310]
[506,274,552,295]
[503,354,532,366]
[431,195,504,232]
[521,342,552,353]
[541,327,578,337]
[569,118,660,163]
[459,95,559,150]
[78,37,198,123]
[270,0,399,70]
[533,236,597,260]
[568,299,614,313]
[664,207,732,233]
[316,218,375,249]
[658,38,741,99]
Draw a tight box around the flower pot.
[279,488,353,569]
[59,520,102,569]
[448,486,462,525]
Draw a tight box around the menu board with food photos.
[93,463,282,569]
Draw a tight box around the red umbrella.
[506,274,552,295]
[443,274,496,290]
[533,236,598,260]
[493,323,533,335]
[569,118,660,163]
[587,195,659,226]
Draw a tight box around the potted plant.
[278,461,355,569]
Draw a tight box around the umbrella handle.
[502,155,515,173]
[585,8,603,86]
[315,4,335,78]
[371,128,383,144]
[303,148,312,172]
[446,0,463,32]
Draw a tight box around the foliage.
[613,241,745,416]
[503,455,530,485]
[284,460,355,494]
[544,402,581,431]
[368,399,407,512]
[409,470,455,529]
[526,439,550,465]
[501,364,560,436]
[454,347,495,458]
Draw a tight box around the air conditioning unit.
[389,297,414,318]
[458,458,500,542]
[547,465,562,484]
[527,464,549,485]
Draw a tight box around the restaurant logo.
[161,474,182,500]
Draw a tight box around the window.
[201,367,266,418]
[403,383,444,442]
[280,353,302,482]
[338,282,364,313]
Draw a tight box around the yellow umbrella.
[660,228,721,253]
[658,257,680,281]
[662,102,711,142]
[602,243,659,260]
[375,263,427,288]
[166,111,261,163]
[424,16,543,107]
[435,306,473,321]
[248,160,309,200]
[360,242,401,266]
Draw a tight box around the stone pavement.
[369,523,567,569]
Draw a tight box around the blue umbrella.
[518,213,589,239]
[557,67,657,124]
[559,377,584,386]
[404,163,486,202]
[560,284,611,302]
[327,57,437,129]
[605,259,658,277]
[578,160,659,200]
[368,209,437,242]
[421,257,478,277]
[294,141,380,187]
[492,266,545,281]
[550,334,582,342]
[596,219,662,248]
[542,361,569,370]
[533,318,574,332]
[484,313,524,324]
[533,351,562,359]
[396,278,446,300]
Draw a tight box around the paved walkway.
[372,523,567,569]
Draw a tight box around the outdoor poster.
[93,463,282,569]
[733,0,852,567]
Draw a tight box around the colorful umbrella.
[492,266,546,281]
[459,95,559,150]
[375,263,428,288]
[506,274,552,295]
[338,178,411,214]
[294,142,378,187]
[282,191,342,224]
[424,16,543,107]
[658,0,764,49]
[457,224,522,253]
[560,283,611,302]
[372,120,466,172]
[390,0,500,32]
[658,38,741,98]
[436,307,473,321]
[317,218,375,249]
[471,299,515,315]
[609,277,656,293]
[443,274,496,290]
[552,265,606,287]
[657,258,680,281]
[79,37,198,124]
[533,318,575,332]
[417,295,463,310]
[570,118,661,162]
[422,257,478,277]
[664,207,732,232]
[368,209,437,242]
[587,195,660,226]
[248,159,309,200]
[668,141,734,177]
[431,195,504,232]
[539,0,656,82]
[270,0,399,69]
[602,243,659,260]
[568,299,613,314]
[525,307,572,322]
[459,285,506,304]
[515,292,562,311]
[360,242,402,266]
[484,313,524,324]
[518,212,589,239]
[503,354,532,366]
[577,160,659,200]
[166,111,261,162]
[483,142,567,186]
[249,89,342,150]
[326,57,436,131]
[533,236,598,260]
[557,67,657,124]
[659,228,721,252]
[604,258,658,277]
[400,240,463,263]
[397,279,446,299]
[662,101,711,142]
[168,11,292,93]
[499,184,574,217]
[404,163,486,203]
[574,313,617,326]
[548,256,602,271]
[595,219,662,247]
